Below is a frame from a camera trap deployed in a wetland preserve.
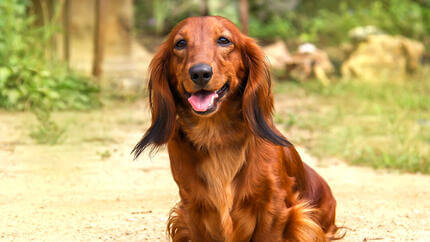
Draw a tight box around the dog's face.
[169,17,245,116]
[132,16,289,158]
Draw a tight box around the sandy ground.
[0,100,429,241]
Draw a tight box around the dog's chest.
[198,146,247,238]
[183,113,247,149]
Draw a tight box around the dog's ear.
[241,37,290,146]
[132,42,176,158]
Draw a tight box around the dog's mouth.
[185,82,230,115]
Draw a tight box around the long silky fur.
[283,201,327,242]
[167,203,190,242]
[131,97,174,158]
[132,42,176,159]
[242,37,291,147]
[250,98,292,146]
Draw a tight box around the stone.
[349,26,384,42]
[262,41,292,70]
[286,43,334,84]
[341,35,424,81]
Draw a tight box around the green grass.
[274,78,430,174]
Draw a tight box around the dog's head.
[133,16,289,157]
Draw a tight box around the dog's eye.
[217,37,231,46]
[175,39,187,50]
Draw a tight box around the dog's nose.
[189,64,213,87]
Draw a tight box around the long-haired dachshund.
[133,16,340,242]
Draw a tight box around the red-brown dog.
[133,16,340,241]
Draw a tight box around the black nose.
[189,64,213,87]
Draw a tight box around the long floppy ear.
[132,42,176,158]
[242,37,290,146]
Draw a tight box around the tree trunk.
[92,0,106,79]
[239,0,249,34]
[63,0,70,66]
[201,0,209,16]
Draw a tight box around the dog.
[133,16,340,242]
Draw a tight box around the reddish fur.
[134,16,341,241]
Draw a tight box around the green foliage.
[248,0,430,45]
[0,0,100,144]
[134,0,430,47]
[297,0,430,45]
[0,0,100,111]
[135,0,201,35]
[249,15,297,41]
[275,79,430,174]
[97,150,112,160]
[30,108,66,144]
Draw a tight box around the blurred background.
[0,0,429,240]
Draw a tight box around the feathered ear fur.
[241,37,290,146]
[132,42,176,158]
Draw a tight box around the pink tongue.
[187,92,218,112]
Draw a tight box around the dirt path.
[0,101,429,241]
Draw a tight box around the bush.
[134,0,201,35]
[133,0,430,47]
[249,15,298,42]
[249,0,430,46]
[298,0,430,45]
[0,0,99,111]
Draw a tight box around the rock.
[341,35,425,81]
[325,44,354,67]
[262,41,292,70]
[298,43,317,54]
[349,26,384,42]
[401,38,425,72]
[285,43,334,84]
